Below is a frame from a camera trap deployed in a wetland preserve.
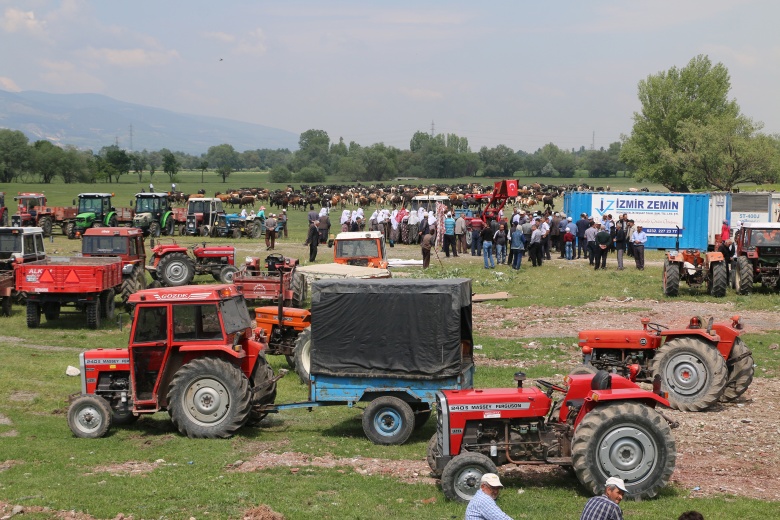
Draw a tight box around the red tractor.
[429,371,677,502]
[732,222,780,294]
[11,192,78,237]
[147,240,238,287]
[576,316,752,411]
[66,284,278,438]
[663,226,728,297]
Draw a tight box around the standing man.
[580,477,626,520]
[576,213,590,260]
[614,221,627,270]
[318,209,331,244]
[280,209,288,238]
[631,224,647,270]
[443,212,457,258]
[307,220,320,262]
[594,224,612,270]
[171,182,176,193]
[465,473,514,520]
[421,227,435,269]
[265,213,277,250]
[584,221,599,266]
[455,213,467,255]
[481,225,495,269]
[470,218,485,257]
[149,182,155,193]
[719,238,735,279]
[528,224,543,267]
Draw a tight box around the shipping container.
[708,193,730,246]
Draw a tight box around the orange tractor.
[663,227,727,297]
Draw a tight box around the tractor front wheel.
[663,259,680,296]
[121,265,146,307]
[427,433,442,477]
[67,395,112,439]
[158,252,195,287]
[219,265,238,284]
[721,337,754,402]
[26,302,41,328]
[735,256,753,295]
[149,221,161,237]
[362,396,415,445]
[293,327,312,384]
[66,222,76,239]
[441,452,498,503]
[571,402,675,499]
[650,337,727,411]
[167,357,251,439]
[709,261,728,297]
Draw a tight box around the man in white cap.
[465,473,514,520]
[579,476,626,520]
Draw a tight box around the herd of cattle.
[164,181,642,212]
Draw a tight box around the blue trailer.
[262,277,475,445]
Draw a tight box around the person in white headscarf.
[369,209,379,231]
[341,209,351,232]
[417,205,427,223]
[355,208,365,231]
[407,209,420,244]
[319,207,328,217]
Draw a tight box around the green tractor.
[132,193,181,237]
[68,193,132,239]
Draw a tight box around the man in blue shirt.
[580,476,626,520]
[465,473,514,520]
[443,212,458,258]
[631,224,648,270]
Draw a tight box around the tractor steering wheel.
[536,379,566,396]
[646,322,668,334]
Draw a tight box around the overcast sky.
[1,0,778,153]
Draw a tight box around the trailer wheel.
[43,302,61,321]
[100,289,116,320]
[663,259,679,296]
[167,357,252,439]
[362,396,415,445]
[735,256,753,294]
[293,327,312,384]
[426,434,442,477]
[68,395,112,439]
[26,302,40,328]
[158,252,195,287]
[721,337,754,402]
[86,301,101,329]
[219,265,238,284]
[1,297,10,317]
[709,262,728,297]
[441,452,498,503]
[572,402,676,499]
[178,223,186,236]
[149,221,161,237]
[650,337,727,411]
[121,265,146,306]
[38,216,53,237]
[199,226,209,237]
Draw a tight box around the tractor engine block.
[461,419,558,465]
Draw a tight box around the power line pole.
[129,124,133,152]
[591,131,595,150]
[430,120,435,137]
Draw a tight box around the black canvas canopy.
[309,278,472,379]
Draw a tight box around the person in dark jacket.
[307,221,320,262]
[614,221,627,270]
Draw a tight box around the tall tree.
[162,149,179,182]
[294,129,330,171]
[32,140,65,183]
[99,145,131,183]
[621,55,739,192]
[206,144,241,171]
[0,129,32,183]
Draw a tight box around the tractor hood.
[75,212,97,225]
[578,328,662,350]
[133,213,153,227]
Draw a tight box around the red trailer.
[232,254,304,306]
[16,256,124,329]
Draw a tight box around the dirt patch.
[0,335,83,352]
[0,414,12,426]
[0,460,20,473]
[8,391,37,403]
[88,460,164,476]
[242,505,285,520]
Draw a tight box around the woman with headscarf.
[340,209,351,233]
[318,208,330,244]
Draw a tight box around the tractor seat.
[591,370,612,391]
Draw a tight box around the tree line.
[0,54,777,191]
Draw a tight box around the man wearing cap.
[443,211,457,258]
[465,473,514,520]
[280,209,288,238]
[631,224,647,270]
[265,213,277,250]
[580,476,626,520]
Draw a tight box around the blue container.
[563,192,711,250]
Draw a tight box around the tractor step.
[545,457,572,465]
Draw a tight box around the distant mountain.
[0,89,299,155]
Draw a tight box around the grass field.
[1,175,780,519]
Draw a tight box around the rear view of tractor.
[664,228,727,297]
[733,222,780,294]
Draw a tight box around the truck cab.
[185,198,225,237]
[332,231,388,268]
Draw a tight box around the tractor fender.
[105,211,117,226]
[573,391,670,429]
[177,344,245,359]
[162,211,173,228]
[705,251,724,263]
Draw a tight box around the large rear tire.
[167,357,251,439]
[650,337,727,411]
[569,364,598,376]
[735,256,753,295]
[709,262,727,297]
[252,222,262,239]
[293,327,312,384]
[86,301,101,329]
[67,395,112,439]
[38,216,53,237]
[663,259,680,296]
[362,396,415,445]
[441,452,498,503]
[121,265,146,306]
[290,272,307,307]
[571,402,675,499]
[158,252,195,287]
[164,218,175,236]
[26,301,40,328]
[721,337,754,402]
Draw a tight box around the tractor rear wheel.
[167,357,251,438]
[571,402,675,499]
[427,433,442,477]
[43,302,61,321]
[663,259,680,296]
[108,215,118,227]
[709,261,728,297]
[86,301,101,329]
[26,302,41,328]
[100,289,116,320]
[721,337,754,402]
[158,252,195,287]
[218,265,238,284]
[252,222,262,239]
[441,451,498,503]
[735,256,753,295]
[149,221,161,237]
[650,337,727,411]
[290,272,307,307]
[293,327,312,384]
[362,396,415,445]
[38,216,53,237]
[1,297,11,317]
[121,265,146,306]
[67,395,112,439]
[164,218,175,236]
[569,364,598,376]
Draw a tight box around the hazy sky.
[2,0,778,152]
